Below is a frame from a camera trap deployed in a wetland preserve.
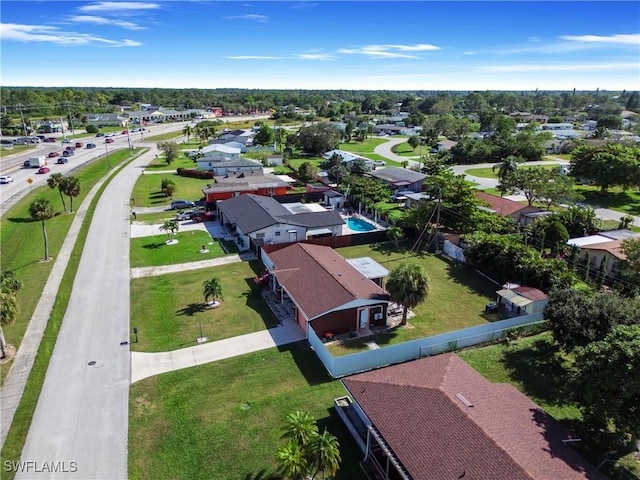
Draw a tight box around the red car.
[121,130,128,135]
[37,167,51,174]
[105,138,114,143]
[48,151,60,158]
[44,137,57,143]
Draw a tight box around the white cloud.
[477,62,639,74]
[79,2,160,13]
[67,15,145,30]
[337,43,440,59]
[0,23,141,47]
[295,53,333,60]
[560,33,640,45]
[226,55,281,60]
[223,14,268,23]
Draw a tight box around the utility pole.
[105,143,111,169]
[17,104,28,139]
[66,102,75,136]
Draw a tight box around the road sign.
[27,178,33,185]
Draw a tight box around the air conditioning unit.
[374,313,383,321]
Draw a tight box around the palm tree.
[202,278,223,305]
[492,155,522,182]
[62,176,80,212]
[182,124,193,142]
[282,411,318,446]
[385,263,430,326]
[0,271,22,359]
[29,198,55,260]
[159,220,179,243]
[308,429,341,479]
[277,441,308,480]
[47,173,67,212]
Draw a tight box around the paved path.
[131,252,256,279]
[373,137,415,164]
[16,147,157,480]
[131,322,305,383]
[0,164,121,449]
[130,220,209,238]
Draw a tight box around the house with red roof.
[201,173,291,203]
[495,286,549,316]
[476,191,542,225]
[263,243,390,338]
[337,352,604,480]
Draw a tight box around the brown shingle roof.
[513,286,548,301]
[343,353,604,480]
[267,243,387,319]
[581,239,627,261]
[476,191,533,217]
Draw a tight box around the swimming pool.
[347,217,376,232]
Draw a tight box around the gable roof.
[497,286,548,306]
[366,166,427,185]
[343,353,604,480]
[476,191,534,217]
[277,211,344,229]
[197,157,262,168]
[267,243,388,319]
[581,239,627,260]
[201,143,241,155]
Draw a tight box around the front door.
[359,308,369,331]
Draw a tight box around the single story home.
[373,124,407,135]
[217,194,344,250]
[496,286,548,316]
[262,243,390,337]
[196,157,263,177]
[338,353,604,480]
[366,167,427,193]
[568,229,640,279]
[323,149,375,171]
[201,173,291,203]
[475,192,542,225]
[200,143,242,160]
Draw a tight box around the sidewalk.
[130,252,256,278]
[131,322,305,383]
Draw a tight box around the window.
[255,233,265,238]
[275,231,281,236]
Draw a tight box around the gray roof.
[601,229,640,240]
[218,194,343,234]
[324,190,344,198]
[197,157,262,168]
[202,174,289,194]
[367,166,427,184]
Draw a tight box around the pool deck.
[341,212,387,235]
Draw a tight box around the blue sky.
[1,1,638,90]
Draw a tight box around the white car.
[0,175,14,184]
[373,160,386,166]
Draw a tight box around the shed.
[496,286,548,316]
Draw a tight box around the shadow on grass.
[577,188,640,216]
[445,257,500,298]
[7,211,64,223]
[278,341,334,386]
[242,277,280,330]
[241,470,279,480]
[330,328,400,352]
[176,302,209,317]
[317,407,367,480]
[142,242,165,250]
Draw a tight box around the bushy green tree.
[385,263,430,326]
[294,123,341,156]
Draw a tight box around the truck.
[26,156,47,168]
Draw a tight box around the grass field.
[338,138,386,153]
[391,142,421,157]
[130,261,279,352]
[130,172,210,207]
[575,186,640,216]
[0,144,31,158]
[459,332,640,477]
[0,148,143,384]
[130,231,227,268]
[466,164,560,179]
[287,156,324,171]
[129,344,366,480]
[326,244,501,354]
[131,211,176,224]
[145,155,195,170]
[144,130,183,142]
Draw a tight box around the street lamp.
[105,143,111,169]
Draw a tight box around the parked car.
[373,160,386,166]
[0,175,14,184]
[176,210,195,221]
[105,138,114,144]
[48,151,60,158]
[86,143,96,149]
[171,199,196,210]
[390,191,413,202]
[57,158,68,164]
[37,167,51,174]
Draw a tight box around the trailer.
[26,156,47,168]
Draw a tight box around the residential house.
[201,173,291,203]
[338,352,604,480]
[36,120,64,133]
[475,191,542,225]
[366,167,427,193]
[323,149,375,171]
[217,194,344,250]
[374,124,407,135]
[196,144,263,176]
[263,243,390,337]
[495,286,548,316]
[568,229,640,279]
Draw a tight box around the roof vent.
[456,393,473,407]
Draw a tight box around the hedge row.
[176,168,215,179]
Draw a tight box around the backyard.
[326,243,501,355]
[129,344,365,480]
[130,261,279,352]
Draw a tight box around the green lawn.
[288,157,324,171]
[0,145,32,158]
[362,153,401,165]
[131,211,176,225]
[130,261,279,351]
[338,138,386,153]
[466,164,559,179]
[327,244,501,354]
[144,130,183,142]
[0,148,143,384]
[130,173,210,207]
[130,231,227,268]
[145,154,196,170]
[459,333,640,477]
[129,344,365,480]
[391,142,421,157]
[575,186,640,216]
